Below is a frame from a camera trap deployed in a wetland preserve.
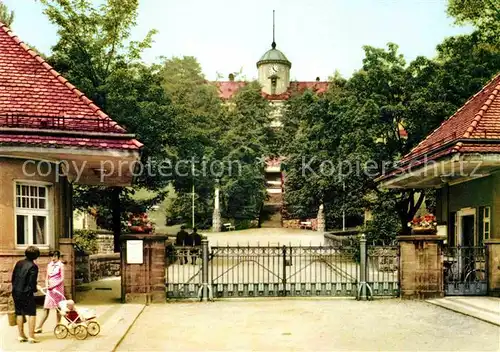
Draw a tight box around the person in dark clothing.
[12,246,41,343]
[189,228,202,265]
[175,225,189,246]
[175,226,190,264]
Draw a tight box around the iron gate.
[367,245,399,297]
[444,246,487,296]
[210,245,359,298]
[165,246,202,298]
[165,239,400,299]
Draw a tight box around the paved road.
[117,299,500,351]
[205,228,324,246]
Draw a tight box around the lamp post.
[192,162,195,229]
[342,181,346,231]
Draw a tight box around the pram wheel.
[87,321,100,336]
[73,325,88,340]
[54,324,68,339]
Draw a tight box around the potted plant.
[127,212,154,233]
[408,214,437,234]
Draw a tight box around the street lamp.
[342,181,346,231]
[192,162,195,229]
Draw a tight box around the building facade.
[380,73,500,247]
[0,22,142,311]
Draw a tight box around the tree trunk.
[398,190,426,236]
[112,187,122,253]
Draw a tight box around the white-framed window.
[15,183,51,247]
[478,206,490,246]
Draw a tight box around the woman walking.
[11,246,41,343]
[35,250,64,333]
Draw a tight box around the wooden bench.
[223,223,235,231]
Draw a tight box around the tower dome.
[256,42,291,68]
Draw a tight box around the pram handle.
[39,287,67,301]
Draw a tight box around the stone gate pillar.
[397,235,445,299]
[120,234,168,303]
[485,239,500,296]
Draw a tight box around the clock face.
[268,64,279,75]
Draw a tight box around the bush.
[74,229,98,254]
[234,219,259,230]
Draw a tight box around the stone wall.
[75,252,120,284]
[75,251,90,284]
[96,232,114,254]
[324,231,358,246]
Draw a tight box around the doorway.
[456,208,476,246]
[461,215,475,247]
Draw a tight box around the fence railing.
[165,235,399,301]
[0,114,121,133]
[443,245,487,296]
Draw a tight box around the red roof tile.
[0,22,142,150]
[401,73,500,164]
[214,81,329,100]
[0,134,140,150]
[214,81,247,100]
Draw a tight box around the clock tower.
[257,12,291,95]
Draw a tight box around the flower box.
[408,214,438,234]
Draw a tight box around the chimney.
[228,73,235,82]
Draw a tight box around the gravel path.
[117,299,500,351]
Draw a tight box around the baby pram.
[41,288,101,340]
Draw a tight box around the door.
[456,208,476,246]
[462,215,475,247]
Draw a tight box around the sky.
[3,0,472,81]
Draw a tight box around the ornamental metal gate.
[210,245,359,298]
[165,239,400,300]
[444,246,487,296]
[166,246,203,299]
[367,245,399,297]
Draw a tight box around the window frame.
[478,206,490,246]
[14,181,53,249]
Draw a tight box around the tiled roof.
[0,134,140,150]
[214,81,247,100]
[215,81,329,100]
[400,73,500,164]
[0,22,142,150]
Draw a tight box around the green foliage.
[363,192,401,244]
[160,63,272,226]
[447,0,500,40]
[281,22,500,237]
[168,192,212,229]
[74,229,98,253]
[219,82,272,221]
[0,2,14,26]
[40,1,176,244]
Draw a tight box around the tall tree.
[0,2,14,26]
[40,0,174,250]
[447,0,500,40]
[159,56,223,228]
[219,81,272,222]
